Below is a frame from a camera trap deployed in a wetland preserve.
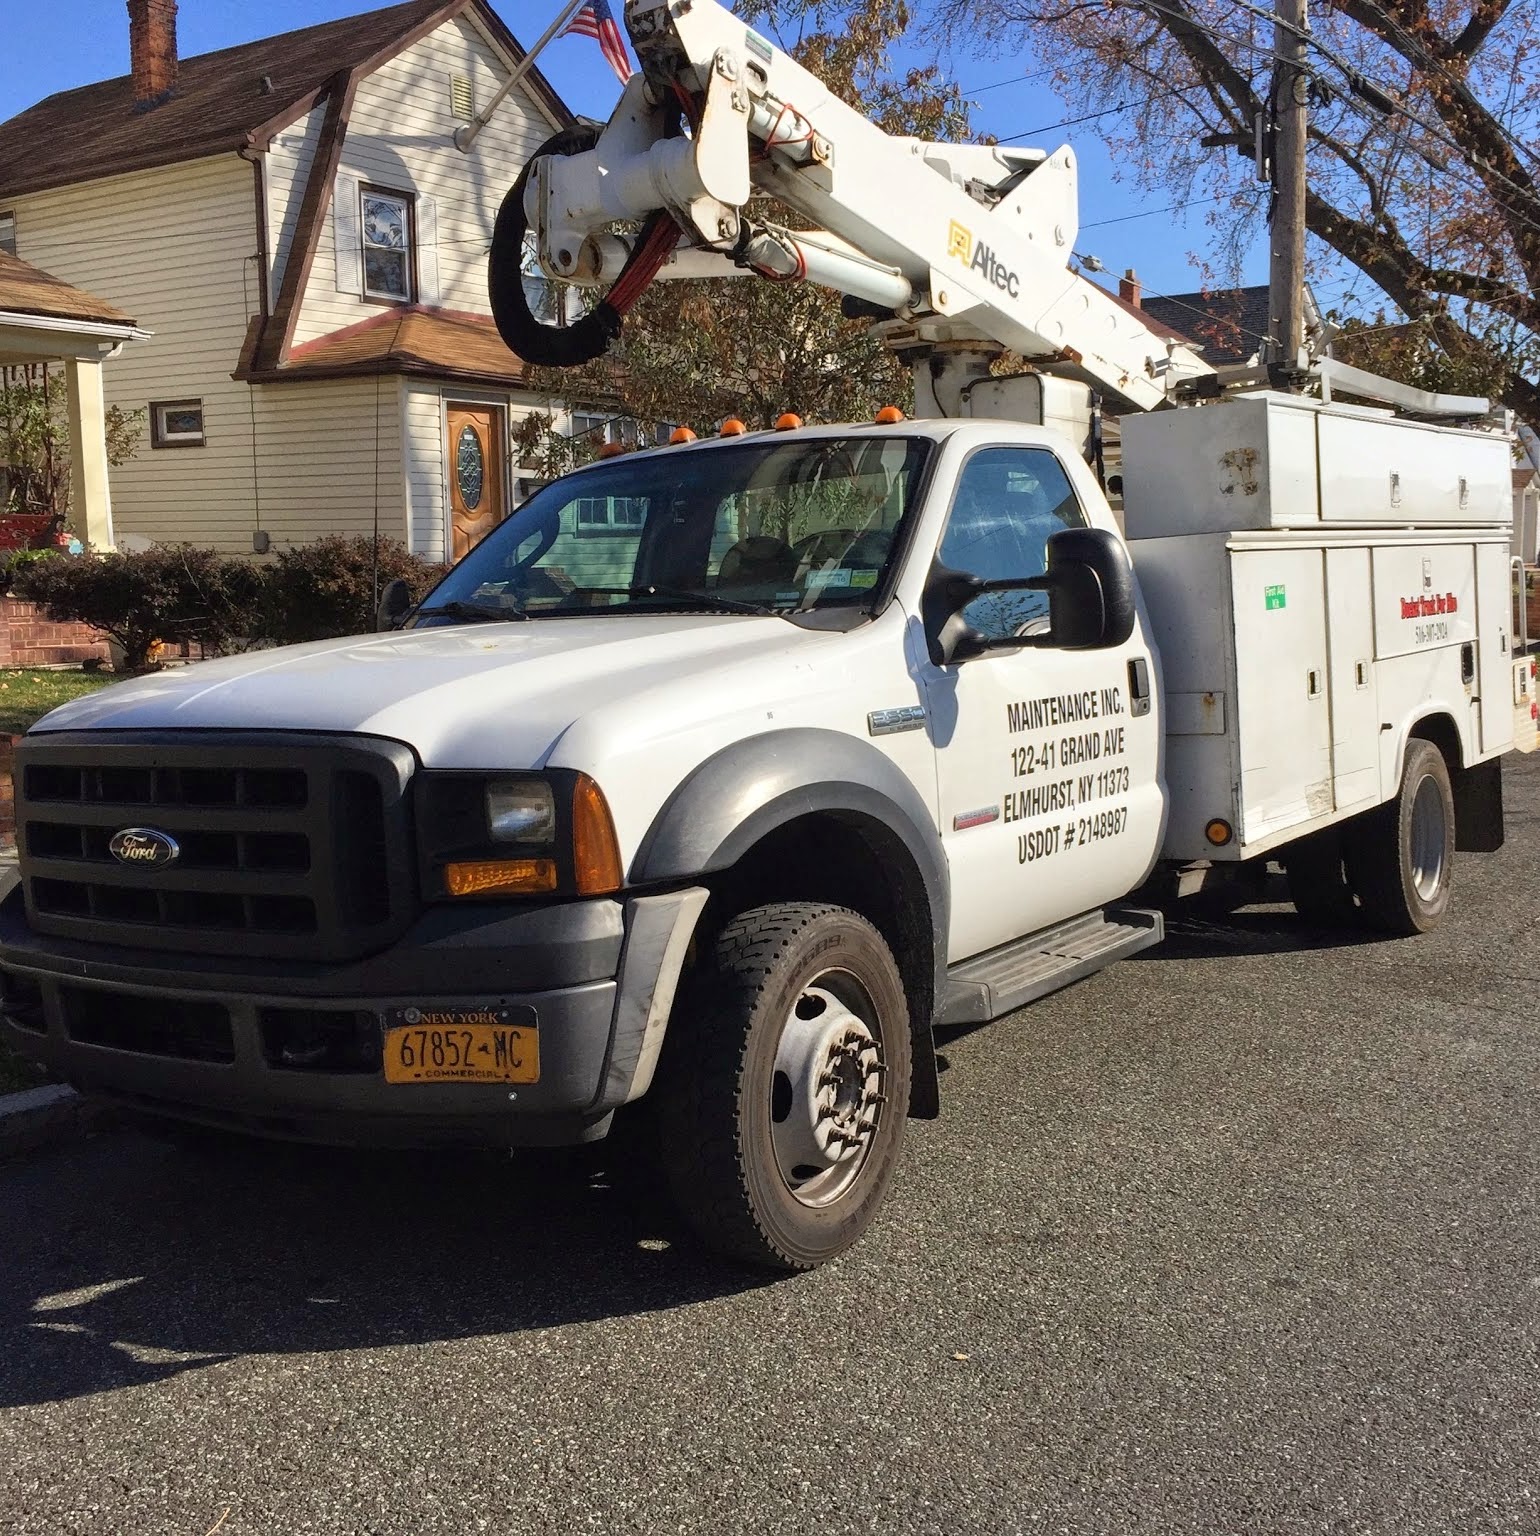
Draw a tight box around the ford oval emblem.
[108,827,181,867]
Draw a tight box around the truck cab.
[0,418,1173,1269]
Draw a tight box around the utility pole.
[1269,0,1309,377]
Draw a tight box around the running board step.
[938,906,1163,1025]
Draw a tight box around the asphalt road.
[2,756,1538,1536]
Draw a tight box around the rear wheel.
[655,902,911,1271]
[1349,738,1455,934]
[1283,828,1359,926]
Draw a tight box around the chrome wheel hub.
[768,975,886,1208]
[1410,773,1447,902]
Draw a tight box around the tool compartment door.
[1229,547,1333,843]
[1325,546,1380,811]
[1476,540,1514,755]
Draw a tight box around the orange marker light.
[775,413,803,431]
[572,773,624,895]
[445,858,557,898]
[669,426,698,445]
[875,405,905,424]
[1204,819,1234,848]
[719,418,747,436]
[597,441,626,459]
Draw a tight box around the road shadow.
[0,1124,770,1410]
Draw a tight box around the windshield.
[416,434,932,625]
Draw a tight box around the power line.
[1081,192,1231,227]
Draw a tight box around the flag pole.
[455,0,590,153]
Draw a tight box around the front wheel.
[655,903,912,1271]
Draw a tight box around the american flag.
[560,0,633,85]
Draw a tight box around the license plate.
[381,1007,539,1085]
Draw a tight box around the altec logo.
[1400,592,1458,619]
[948,220,1021,299]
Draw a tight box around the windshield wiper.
[414,601,531,624]
[565,585,787,618]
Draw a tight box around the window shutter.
[416,194,440,306]
[333,174,362,295]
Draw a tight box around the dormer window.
[360,187,413,303]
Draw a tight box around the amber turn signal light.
[669,426,698,444]
[775,412,803,431]
[1204,818,1234,847]
[445,858,557,897]
[572,773,624,895]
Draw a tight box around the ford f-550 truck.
[1,0,1534,1270]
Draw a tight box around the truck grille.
[16,733,417,962]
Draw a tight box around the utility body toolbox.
[1122,393,1530,862]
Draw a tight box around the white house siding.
[264,105,326,305]
[404,379,554,564]
[293,12,558,344]
[6,155,264,551]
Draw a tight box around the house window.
[569,415,646,533]
[149,399,206,449]
[450,74,475,121]
[0,211,14,257]
[360,187,414,303]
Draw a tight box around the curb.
[0,1082,115,1160]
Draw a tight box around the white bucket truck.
[1,0,1533,1269]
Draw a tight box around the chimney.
[128,0,178,108]
[1119,267,1142,308]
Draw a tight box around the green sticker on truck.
[1265,584,1287,611]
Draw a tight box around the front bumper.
[0,879,708,1148]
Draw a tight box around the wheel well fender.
[633,729,948,1116]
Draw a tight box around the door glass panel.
[456,425,485,510]
[938,447,1086,641]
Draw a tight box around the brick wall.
[0,600,109,668]
[0,736,15,850]
[1527,570,1540,641]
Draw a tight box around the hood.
[31,614,823,766]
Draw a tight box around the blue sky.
[0,0,1270,298]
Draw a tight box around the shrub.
[14,545,262,673]
[254,536,447,646]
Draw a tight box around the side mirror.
[376,578,413,631]
[922,527,1137,665]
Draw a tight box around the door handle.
[1128,657,1152,717]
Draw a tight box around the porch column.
[65,355,115,550]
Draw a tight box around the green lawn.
[0,668,115,736]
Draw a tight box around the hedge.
[13,536,448,673]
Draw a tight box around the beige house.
[0,0,575,561]
[0,252,148,549]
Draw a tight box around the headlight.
[416,771,623,900]
[486,780,555,843]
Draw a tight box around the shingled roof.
[0,250,139,328]
[0,0,570,201]
[1140,285,1273,366]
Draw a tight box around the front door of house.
[447,403,506,559]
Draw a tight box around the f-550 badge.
[948,220,1021,299]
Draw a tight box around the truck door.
[917,446,1163,962]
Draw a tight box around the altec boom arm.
[508,0,1216,413]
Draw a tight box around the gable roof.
[0,0,571,201]
[0,250,138,327]
[1140,285,1272,366]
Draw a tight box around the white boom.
[513,0,1217,414]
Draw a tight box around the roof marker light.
[669,427,698,445]
[775,413,803,431]
[719,418,747,436]
[875,405,905,424]
[597,442,626,459]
